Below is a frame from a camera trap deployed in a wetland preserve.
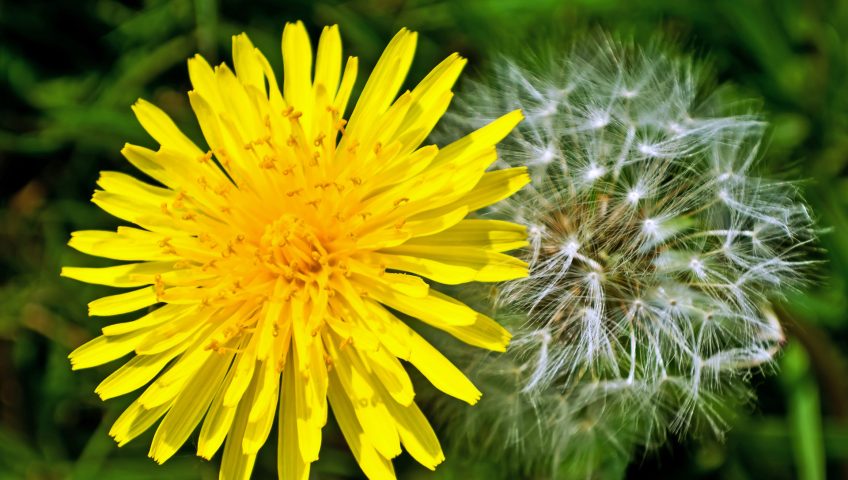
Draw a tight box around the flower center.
[259,215,338,280]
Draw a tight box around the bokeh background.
[1,0,847,478]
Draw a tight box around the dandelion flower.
[62,22,529,479]
[436,35,817,475]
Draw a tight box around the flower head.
[63,22,528,479]
[435,35,817,474]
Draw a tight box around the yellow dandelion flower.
[63,21,529,479]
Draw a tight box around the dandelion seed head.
[435,33,817,475]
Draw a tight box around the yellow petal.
[458,166,531,212]
[362,346,415,406]
[214,63,263,142]
[366,305,481,404]
[289,296,311,373]
[61,261,173,288]
[391,142,441,184]
[306,335,329,427]
[362,302,413,360]
[407,53,465,113]
[314,25,342,98]
[392,89,454,156]
[407,331,481,404]
[243,359,281,454]
[326,333,401,459]
[247,357,279,423]
[91,190,183,234]
[96,170,173,201]
[282,21,313,113]
[88,286,158,316]
[366,294,509,353]
[356,226,413,250]
[405,219,528,252]
[438,311,512,352]
[139,334,215,407]
[131,99,203,157]
[327,370,397,479]
[407,167,529,224]
[120,144,232,208]
[101,304,193,336]
[197,351,241,459]
[256,280,286,361]
[378,385,444,470]
[364,281,477,326]
[187,54,225,112]
[232,33,264,92]
[391,52,467,155]
[223,347,257,407]
[221,380,258,480]
[355,148,502,241]
[402,205,469,238]
[333,56,358,117]
[133,318,218,408]
[110,398,172,447]
[348,265,428,299]
[363,147,494,221]
[358,144,439,207]
[291,344,322,462]
[149,351,233,463]
[187,91,248,185]
[344,29,416,142]
[376,245,528,285]
[69,332,149,370]
[279,356,311,480]
[431,109,523,169]
[328,280,385,355]
[68,229,175,262]
[134,310,206,356]
[95,346,184,400]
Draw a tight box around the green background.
[1,0,846,478]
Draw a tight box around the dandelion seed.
[584,164,606,181]
[638,142,660,157]
[538,144,557,165]
[588,111,610,129]
[63,22,529,479]
[619,88,639,99]
[626,187,643,204]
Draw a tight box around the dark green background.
[1,0,846,478]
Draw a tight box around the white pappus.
[432,35,818,476]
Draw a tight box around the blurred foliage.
[1,0,847,478]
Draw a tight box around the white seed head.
[434,34,817,475]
